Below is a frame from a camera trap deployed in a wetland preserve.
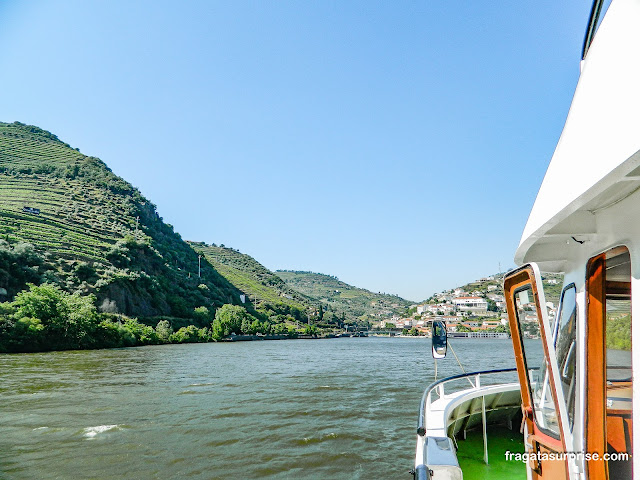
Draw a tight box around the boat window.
[553,284,577,431]
[603,249,632,382]
[605,297,631,381]
[514,285,560,438]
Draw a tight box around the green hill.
[275,270,412,323]
[0,120,413,349]
[188,242,313,323]
[0,121,243,325]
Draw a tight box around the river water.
[0,337,519,480]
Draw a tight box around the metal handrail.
[416,368,519,436]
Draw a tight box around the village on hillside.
[374,273,563,338]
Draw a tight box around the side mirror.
[432,320,447,359]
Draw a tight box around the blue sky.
[1,1,592,301]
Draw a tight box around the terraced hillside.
[189,242,315,323]
[275,270,412,323]
[0,121,242,323]
[1,164,135,263]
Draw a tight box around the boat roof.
[515,0,640,271]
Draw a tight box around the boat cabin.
[415,1,639,478]
[502,0,639,477]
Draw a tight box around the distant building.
[440,315,463,324]
[22,206,40,215]
[453,296,488,314]
[481,320,502,329]
[450,331,508,339]
[421,303,455,315]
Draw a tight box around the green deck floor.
[455,426,527,480]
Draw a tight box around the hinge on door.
[528,439,542,476]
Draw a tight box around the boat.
[414,0,638,478]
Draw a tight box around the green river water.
[0,337,526,479]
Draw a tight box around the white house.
[425,303,455,315]
[453,296,488,314]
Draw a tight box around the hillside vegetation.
[0,121,245,326]
[0,121,368,352]
[188,242,313,323]
[275,270,412,323]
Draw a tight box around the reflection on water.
[0,338,518,479]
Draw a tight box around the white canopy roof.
[515,0,640,270]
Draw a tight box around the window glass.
[515,285,560,437]
[605,298,632,381]
[554,285,577,430]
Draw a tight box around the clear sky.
[0,1,593,301]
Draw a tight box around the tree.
[8,317,44,352]
[65,292,100,347]
[211,304,256,340]
[156,320,173,343]
[241,315,253,334]
[405,306,418,316]
[493,323,508,334]
[487,299,499,312]
[13,283,68,330]
[122,318,158,345]
[193,306,211,324]
[170,325,201,343]
[0,241,49,298]
[8,283,103,350]
[303,324,318,336]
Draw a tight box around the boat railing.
[417,368,520,436]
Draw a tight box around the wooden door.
[504,264,569,479]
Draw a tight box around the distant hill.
[275,270,412,323]
[0,121,243,325]
[188,242,313,323]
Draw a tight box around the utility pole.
[135,216,139,232]
[198,255,202,278]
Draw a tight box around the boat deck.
[456,426,526,480]
[415,369,525,480]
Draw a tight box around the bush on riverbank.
[0,283,164,352]
[0,286,308,352]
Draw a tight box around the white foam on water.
[83,424,120,438]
